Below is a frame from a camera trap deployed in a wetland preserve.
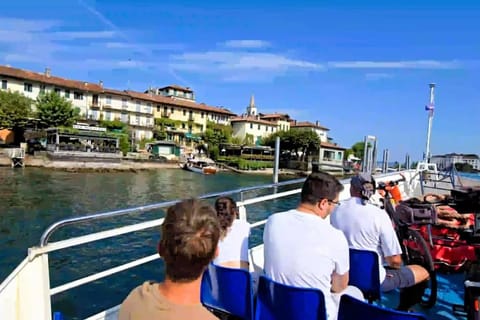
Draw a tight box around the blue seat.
[338,295,427,320]
[201,263,254,320]
[255,275,327,320]
[349,248,381,303]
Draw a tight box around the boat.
[180,157,218,175]
[0,164,477,320]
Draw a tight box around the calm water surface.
[0,167,301,319]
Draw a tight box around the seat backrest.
[255,275,327,320]
[201,263,254,320]
[349,248,381,302]
[338,295,427,320]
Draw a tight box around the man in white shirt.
[331,173,430,311]
[263,171,363,320]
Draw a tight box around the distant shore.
[0,154,310,176]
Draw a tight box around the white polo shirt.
[330,197,402,283]
[263,209,349,320]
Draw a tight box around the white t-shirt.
[263,209,350,320]
[330,197,403,283]
[214,219,251,265]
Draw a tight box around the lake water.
[0,167,301,319]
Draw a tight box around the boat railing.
[0,177,307,320]
[0,170,418,320]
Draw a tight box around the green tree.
[100,119,126,131]
[262,129,320,161]
[0,90,33,144]
[351,141,366,159]
[36,92,79,128]
[202,121,233,158]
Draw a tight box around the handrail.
[39,177,306,246]
[44,185,300,297]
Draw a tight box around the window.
[136,101,141,112]
[106,95,112,104]
[183,109,186,116]
[250,123,253,129]
[24,83,32,92]
[258,124,261,130]
[1,80,7,90]
[105,111,111,121]
[65,90,70,98]
[157,105,161,112]
[122,98,128,107]
[54,88,61,94]
[201,112,204,118]
[74,92,83,100]
[171,107,174,113]
[182,123,186,129]
[39,85,46,94]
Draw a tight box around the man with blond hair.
[119,199,220,320]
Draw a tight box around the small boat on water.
[180,157,218,175]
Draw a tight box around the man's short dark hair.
[159,199,220,282]
[300,171,344,205]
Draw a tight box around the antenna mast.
[424,83,435,163]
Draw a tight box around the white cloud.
[365,73,394,80]
[170,50,323,82]
[51,31,117,40]
[222,40,271,49]
[104,42,184,51]
[328,60,461,69]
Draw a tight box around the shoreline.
[0,155,310,176]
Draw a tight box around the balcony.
[162,112,170,118]
[90,102,101,109]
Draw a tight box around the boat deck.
[0,169,477,319]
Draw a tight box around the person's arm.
[331,232,350,293]
[385,255,402,269]
[379,212,403,268]
[331,271,349,293]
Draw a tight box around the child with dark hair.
[214,196,250,270]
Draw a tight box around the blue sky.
[1,0,479,161]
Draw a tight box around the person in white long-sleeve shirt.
[214,196,250,270]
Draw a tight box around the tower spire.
[247,94,257,116]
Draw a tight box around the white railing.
[0,171,420,320]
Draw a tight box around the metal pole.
[405,153,410,170]
[372,139,378,173]
[382,149,389,173]
[362,136,369,172]
[424,83,435,163]
[273,136,280,183]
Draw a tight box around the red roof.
[231,116,278,126]
[125,90,235,115]
[260,113,290,120]
[0,65,235,116]
[320,141,346,150]
[159,84,193,93]
[291,121,330,131]
[0,65,103,92]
